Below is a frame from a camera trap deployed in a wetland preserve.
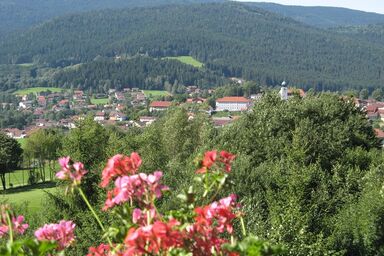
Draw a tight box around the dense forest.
[248,2,384,28]
[331,24,384,46]
[50,57,226,91]
[0,57,226,92]
[0,0,223,38]
[1,3,384,91]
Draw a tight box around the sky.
[235,1,384,14]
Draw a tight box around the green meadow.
[13,87,64,96]
[91,98,109,105]
[143,90,170,97]
[0,183,57,212]
[164,56,203,68]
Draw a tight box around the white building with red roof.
[149,101,172,112]
[215,97,251,112]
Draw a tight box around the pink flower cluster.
[101,153,142,188]
[57,156,88,185]
[0,214,28,238]
[187,194,239,254]
[103,171,169,210]
[196,150,236,174]
[124,219,184,255]
[35,220,76,251]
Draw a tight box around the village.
[2,84,384,144]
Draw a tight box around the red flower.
[196,150,217,174]
[219,151,236,172]
[124,219,184,255]
[87,244,112,256]
[101,153,142,187]
[185,195,239,255]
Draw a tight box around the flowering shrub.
[0,150,283,255]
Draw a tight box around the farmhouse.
[94,112,105,121]
[149,101,172,112]
[215,97,251,112]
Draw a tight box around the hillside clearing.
[143,90,170,97]
[13,87,64,95]
[164,56,203,68]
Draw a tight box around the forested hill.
[1,2,384,90]
[330,24,384,46]
[0,0,223,38]
[49,57,226,91]
[248,2,384,28]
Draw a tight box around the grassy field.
[143,90,170,97]
[13,87,64,96]
[91,98,109,105]
[0,183,57,212]
[164,56,203,68]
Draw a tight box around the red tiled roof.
[366,105,378,113]
[216,97,251,103]
[374,128,384,139]
[150,101,172,108]
[288,88,306,97]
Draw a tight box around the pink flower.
[0,206,28,238]
[56,157,87,185]
[0,225,8,238]
[12,215,28,235]
[132,208,156,225]
[103,171,168,211]
[35,220,76,251]
[101,153,142,188]
[124,219,183,255]
[87,244,112,256]
[185,195,239,254]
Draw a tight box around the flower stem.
[6,212,13,243]
[78,187,113,247]
[240,216,247,237]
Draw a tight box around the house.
[139,116,157,126]
[109,112,128,122]
[288,88,306,98]
[73,90,84,100]
[58,99,69,107]
[365,104,383,121]
[250,94,263,101]
[215,97,251,112]
[115,92,125,101]
[212,116,240,128]
[37,96,47,107]
[2,128,26,139]
[94,112,105,121]
[149,101,172,112]
[186,97,206,104]
[136,92,146,101]
[374,128,384,147]
[19,101,33,109]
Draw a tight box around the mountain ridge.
[246,2,384,28]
